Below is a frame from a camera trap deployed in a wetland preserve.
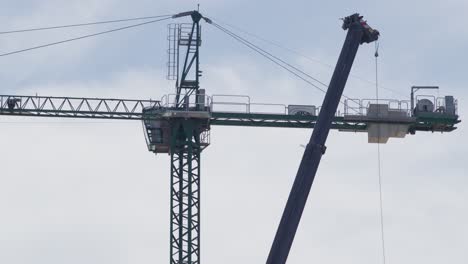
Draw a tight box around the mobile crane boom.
[266,14,380,264]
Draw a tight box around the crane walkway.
[1,92,460,147]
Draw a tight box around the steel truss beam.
[0,94,161,120]
[170,120,202,264]
[0,94,459,132]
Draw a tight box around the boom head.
[342,13,380,44]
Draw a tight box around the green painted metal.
[0,10,461,264]
[170,119,202,264]
[0,94,460,264]
[209,119,367,130]
[0,93,460,264]
[168,13,204,264]
[209,111,460,132]
[210,112,357,129]
[0,104,459,132]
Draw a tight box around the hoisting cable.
[375,40,387,264]
[0,16,173,57]
[0,14,173,35]
[208,20,358,111]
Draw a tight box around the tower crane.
[0,11,460,264]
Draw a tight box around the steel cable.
[209,21,360,113]
[213,18,406,97]
[375,40,388,264]
[0,16,172,57]
[0,14,173,35]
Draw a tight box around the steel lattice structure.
[0,10,461,264]
[0,94,161,120]
[169,120,203,264]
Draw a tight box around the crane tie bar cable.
[207,20,359,112]
[212,18,406,97]
[0,16,173,57]
[210,21,329,92]
[0,14,173,35]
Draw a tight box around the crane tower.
[0,11,461,264]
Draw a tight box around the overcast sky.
[0,1,466,264]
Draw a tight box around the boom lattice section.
[0,95,161,120]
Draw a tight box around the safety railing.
[344,98,364,115]
[315,106,343,117]
[200,130,211,146]
[210,94,251,113]
[435,96,458,115]
[210,95,289,115]
[250,103,288,114]
[344,98,411,116]
[156,93,452,119]
[160,93,211,111]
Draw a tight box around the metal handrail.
[161,93,210,111]
[211,94,251,112]
[344,98,412,116]
[210,97,288,115]
[250,103,288,114]
[210,101,249,113]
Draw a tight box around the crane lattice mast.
[0,11,460,264]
